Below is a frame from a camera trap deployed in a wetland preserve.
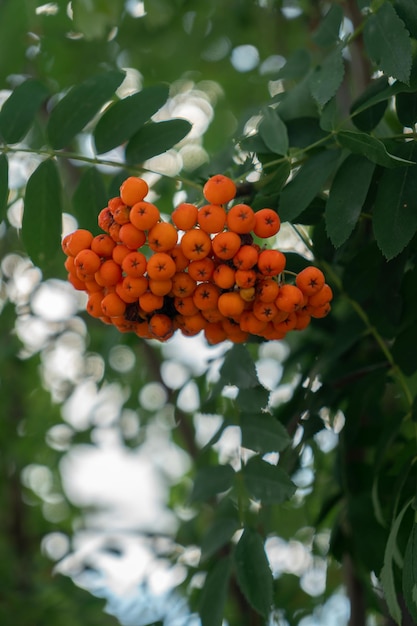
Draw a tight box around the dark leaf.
[313,4,343,47]
[309,46,345,107]
[93,84,169,154]
[199,557,232,626]
[201,517,240,561]
[0,154,8,222]
[242,456,296,505]
[276,49,311,81]
[190,464,235,502]
[234,528,273,618]
[403,522,417,621]
[392,324,417,375]
[259,107,288,155]
[351,76,390,131]
[47,70,125,149]
[337,130,415,168]
[364,2,412,84]
[125,119,192,163]
[278,149,340,222]
[72,167,108,235]
[219,344,259,389]
[396,91,417,128]
[240,413,290,454]
[394,0,417,39]
[326,154,375,247]
[0,79,49,144]
[22,160,62,275]
[236,386,269,413]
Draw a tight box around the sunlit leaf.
[72,167,108,234]
[47,70,125,149]
[125,119,192,163]
[0,154,8,222]
[364,2,412,84]
[240,413,290,454]
[93,84,169,154]
[242,456,296,505]
[199,556,232,626]
[326,154,375,247]
[234,528,273,618]
[22,159,62,275]
[0,79,49,144]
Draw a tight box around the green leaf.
[313,4,343,47]
[351,76,390,131]
[403,521,417,622]
[392,324,417,375]
[125,119,192,164]
[276,49,311,81]
[380,499,413,624]
[201,517,240,562]
[0,79,49,144]
[199,557,232,626]
[258,107,288,155]
[394,0,417,39]
[337,130,415,168]
[325,154,375,247]
[47,70,125,149]
[242,456,296,505]
[190,464,235,503]
[93,84,170,154]
[364,2,412,84]
[219,344,259,389]
[396,91,417,128]
[373,158,417,259]
[72,0,124,40]
[309,47,345,107]
[278,149,340,222]
[72,168,108,235]
[0,154,8,222]
[236,386,269,413]
[22,160,62,275]
[234,528,273,618]
[240,413,290,454]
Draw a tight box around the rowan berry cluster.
[62,174,332,344]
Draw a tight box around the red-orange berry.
[120,176,149,206]
[253,208,281,238]
[172,203,199,231]
[226,204,256,234]
[203,174,237,204]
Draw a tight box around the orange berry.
[95,259,123,286]
[101,292,126,317]
[148,222,178,252]
[139,291,164,313]
[146,252,177,280]
[252,299,279,322]
[203,174,236,204]
[187,257,215,281]
[172,203,198,231]
[68,271,87,290]
[212,264,236,290]
[211,231,241,260]
[74,249,101,275]
[192,282,221,311]
[130,201,160,230]
[294,311,311,330]
[217,291,245,318]
[85,278,103,293]
[276,284,304,313]
[239,287,256,302]
[170,244,189,271]
[121,275,148,298]
[86,292,105,317]
[233,245,258,270]
[197,204,227,233]
[226,204,256,234]
[235,269,256,289]
[98,207,114,232]
[91,233,116,258]
[120,176,149,206]
[180,228,212,261]
[257,249,286,277]
[112,244,131,265]
[109,222,122,242]
[119,223,146,249]
[256,277,280,302]
[201,308,226,323]
[177,312,207,336]
[239,310,267,335]
[122,251,147,277]
[149,278,173,296]
[274,311,297,333]
[253,208,281,238]
[174,296,199,316]
[309,302,331,318]
[149,313,174,341]
[115,282,139,304]
[296,266,325,296]
[62,229,93,256]
[108,196,124,212]
[307,283,333,308]
[171,272,197,298]
[113,204,131,225]
[204,322,228,345]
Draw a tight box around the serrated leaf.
[199,557,232,626]
[0,79,49,144]
[403,521,417,622]
[201,517,240,562]
[125,119,191,163]
[22,160,62,274]
[190,464,235,503]
[337,130,415,168]
[259,107,288,155]
[373,157,417,259]
[72,167,108,235]
[351,76,390,131]
[93,84,169,154]
[326,154,375,247]
[380,499,413,624]
[234,529,273,618]
[47,70,125,149]
[242,456,296,505]
[278,149,340,222]
[309,47,345,107]
[240,413,290,454]
[236,386,269,413]
[313,4,343,47]
[364,2,412,84]
[219,344,259,389]
[0,154,8,222]
[394,0,417,39]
